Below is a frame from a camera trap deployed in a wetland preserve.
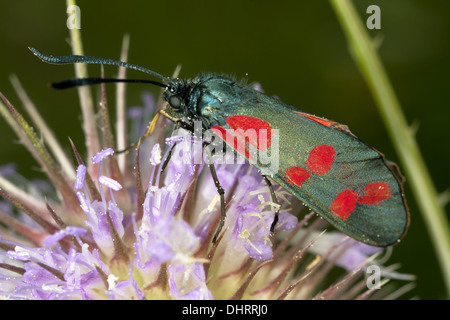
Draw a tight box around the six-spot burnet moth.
[29,47,410,247]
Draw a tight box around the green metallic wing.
[209,91,409,247]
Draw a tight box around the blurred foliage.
[0,0,449,299]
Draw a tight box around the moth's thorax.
[164,74,244,128]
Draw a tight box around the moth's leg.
[263,175,280,233]
[116,110,164,154]
[159,143,176,175]
[204,147,226,244]
[116,109,186,154]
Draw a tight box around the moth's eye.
[169,95,181,109]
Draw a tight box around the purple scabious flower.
[0,27,414,300]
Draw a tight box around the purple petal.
[43,230,66,246]
[76,191,90,213]
[142,91,156,111]
[139,215,199,264]
[200,167,236,203]
[146,236,173,262]
[127,106,144,119]
[107,279,145,300]
[0,163,17,177]
[84,200,124,256]
[6,249,31,261]
[168,262,213,300]
[91,148,114,164]
[74,164,86,190]
[150,143,162,166]
[242,239,273,262]
[337,248,372,271]
[336,242,382,271]
[66,226,87,237]
[160,219,196,260]
[22,261,61,285]
[183,149,195,175]
[275,211,298,231]
[165,135,185,146]
[43,226,87,246]
[99,176,122,191]
[63,248,78,285]
[308,232,382,272]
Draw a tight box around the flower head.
[0,39,414,300]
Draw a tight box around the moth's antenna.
[29,47,171,82]
[51,77,168,90]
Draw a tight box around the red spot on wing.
[296,112,353,135]
[331,190,358,220]
[226,115,272,151]
[211,125,254,161]
[295,112,337,128]
[307,145,336,175]
[211,125,226,137]
[358,182,391,206]
[285,167,310,186]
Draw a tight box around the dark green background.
[1,0,449,299]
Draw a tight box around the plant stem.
[330,0,450,297]
[66,0,100,172]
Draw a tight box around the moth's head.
[163,78,199,121]
[164,74,235,128]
